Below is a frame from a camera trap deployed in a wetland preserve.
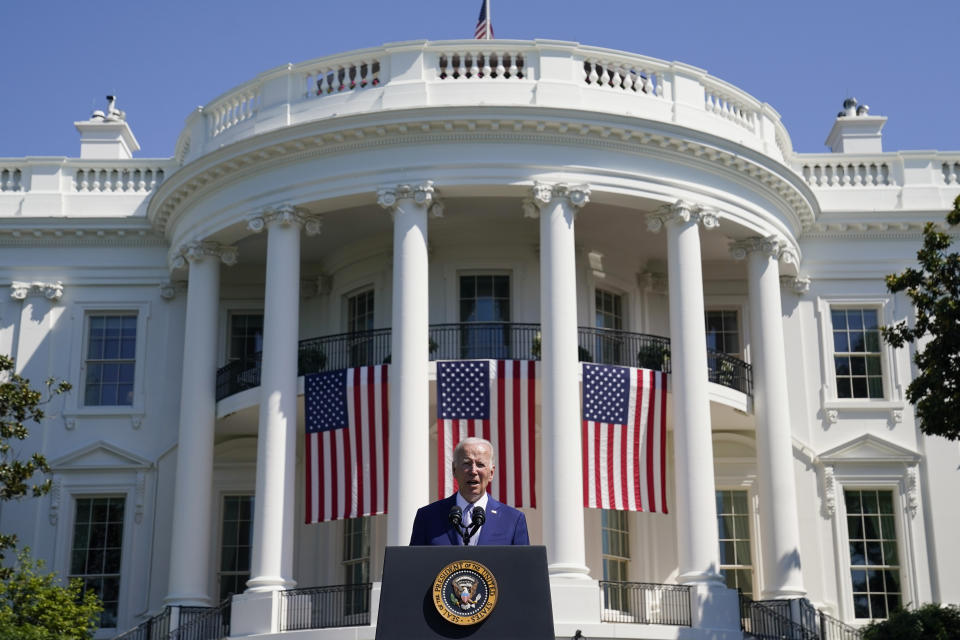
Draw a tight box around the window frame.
[841,488,903,620]
[216,493,255,601]
[67,302,150,417]
[715,488,756,600]
[69,495,127,629]
[817,297,903,410]
[704,308,743,358]
[600,509,631,613]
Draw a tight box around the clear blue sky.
[2,0,957,158]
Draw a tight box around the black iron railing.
[598,581,692,626]
[740,594,862,640]
[112,608,171,640]
[215,323,753,400]
[170,599,231,640]
[279,584,372,631]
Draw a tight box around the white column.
[647,201,723,586]
[246,205,320,593]
[732,237,806,598]
[525,182,591,578]
[166,242,236,606]
[378,182,440,546]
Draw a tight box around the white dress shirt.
[456,491,490,545]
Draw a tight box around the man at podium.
[409,437,529,545]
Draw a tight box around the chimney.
[824,97,886,153]
[75,95,140,159]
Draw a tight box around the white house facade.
[1,39,958,640]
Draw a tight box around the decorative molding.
[10,281,64,302]
[528,182,591,211]
[822,465,837,517]
[906,465,919,518]
[48,476,62,525]
[780,275,811,294]
[170,240,238,271]
[826,409,839,424]
[646,200,719,233]
[159,280,187,300]
[376,181,443,218]
[729,235,798,266]
[148,117,817,236]
[63,416,76,431]
[316,274,332,295]
[246,204,322,236]
[135,471,146,524]
[890,409,903,426]
[0,225,165,248]
[130,415,143,430]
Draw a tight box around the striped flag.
[582,363,668,513]
[474,0,493,39]
[304,366,389,523]
[437,360,536,508]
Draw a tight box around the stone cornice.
[0,222,164,248]
[147,109,816,238]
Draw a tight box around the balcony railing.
[215,323,752,400]
[278,584,372,631]
[740,594,863,640]
[599,581,692,626]
[170,600,231,640]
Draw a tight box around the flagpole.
[486,0,492,39]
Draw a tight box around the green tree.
[0,548,101,640]
[881,195,960,441]
[862,603,960,640]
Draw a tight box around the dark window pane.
[882,541,899,565]
[863,516,879,539]
[870,594,887,619]
[880,515,895,538]
[851,378,868,397]
[477,276,492,297]
[834,333,849,352]
[849,541,865,565]
[831,310,847,329]
[851,569,867,591]
[866,541,883,565]
[848,312,864,330]
[848,516,864,539]
[845,491,862,514]
[851,357,867,375]
[853,594,870,618]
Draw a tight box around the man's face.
[453,442,495,503]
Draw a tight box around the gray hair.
[451,437,495,471]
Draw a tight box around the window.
[84,315,136,406]
[70,497,125,627]
[716,490,754,600]
[459,275,510,358]
[600,510,629,610]
[831,308,883,399]
[343,517,371,615]
[347,290,375,367]
[705,310,740,356]
[595,290,624,365]
[219,495,254,600]
[228,313,263,365]
[845,489,901,619]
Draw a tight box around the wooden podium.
[375,545,554,640]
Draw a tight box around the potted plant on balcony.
[637,342,670,371]
[298,349,327,374]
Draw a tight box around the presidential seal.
[432,560,498,626]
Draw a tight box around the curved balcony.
[215,323,752,401]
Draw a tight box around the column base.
[760,586,808,600]
[245,575,297,593]
[549,573,601,625]
[163,592,213,608]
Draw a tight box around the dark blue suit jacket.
[409,494,529,545]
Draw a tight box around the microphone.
[448,504,463,527]
[471,506,486,527]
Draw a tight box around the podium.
[375,545,554,640]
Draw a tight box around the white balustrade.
[0,167,23,192]
[703,86,757,133]
[74,166,166,192]
[801,162,891,187]
[943,160,960,185]
[582,57,662,96]
[208,88,262,138]
[437,50,527,80]
[305,58,380,96]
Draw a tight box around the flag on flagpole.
[304,366,389,523]
[582,363,668,513]
[437,360,536,507]
[474,0,493,39]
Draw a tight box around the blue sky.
[2,1,957,158]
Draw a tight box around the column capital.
[10,281,64,302]
[171,241,238,271]
[247,204,322,236]
[729,235,797,264]
[646,200,719,233]
[377,181,443,217]
[524,182,591,217]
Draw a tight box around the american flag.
[304,366,389,523]
[437,360,536,508]
[582,363,668,513]
[474,0,493,39]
